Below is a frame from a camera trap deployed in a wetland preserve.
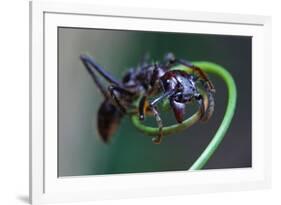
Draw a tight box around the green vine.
[131,62,237,170]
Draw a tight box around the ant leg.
[108,84,134,96]
[194,91,215,122]
[139,96,148,121]
[80,54,122,86]
[149,105,163,144]
[176,58,194,68]
[197,91,215,122]
[150,90,175,107]
[148,91,175,144]
[176,58,215,92]
[139,88,172,122]
[108,85,134,114]
[194,93,206,120]
[80,55,109,99]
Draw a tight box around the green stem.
[131,110,202,136]
[131,62,237,170]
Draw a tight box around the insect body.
[80,53,215,144]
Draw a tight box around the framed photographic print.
[30,1,271,204]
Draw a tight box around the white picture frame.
[30,1,272,204]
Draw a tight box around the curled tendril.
[130,62,237,170]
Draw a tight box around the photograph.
[57,27,252,177]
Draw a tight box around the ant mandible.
[80,53,215,144]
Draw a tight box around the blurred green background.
[58,27,252,177]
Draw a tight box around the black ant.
[80,53,215,144]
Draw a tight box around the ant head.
[160,70,200,103]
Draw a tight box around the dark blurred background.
[58,27,252,177]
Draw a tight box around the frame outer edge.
[30,1,44,204]
[263,16,272,189]
[29,1,32,203]
[29,1,272,203]
[39,0,267,26]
